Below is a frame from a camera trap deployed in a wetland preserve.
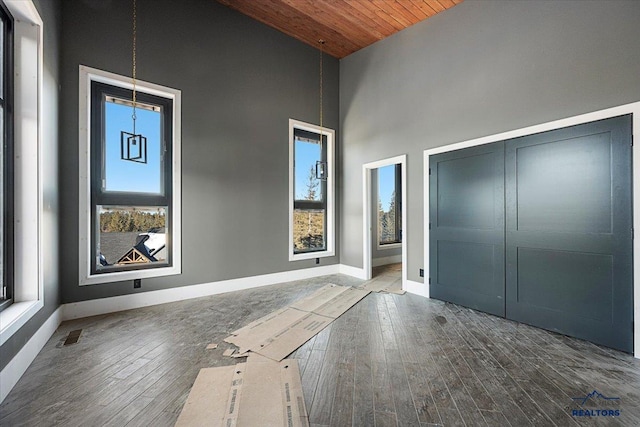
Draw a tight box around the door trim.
[423,101,640,358]
[362,155,407,288]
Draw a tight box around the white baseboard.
[405,279,429,298]
[63,264,342,321]
[339,264,367,280]
[0,306,63,403]
[371,255,402,267]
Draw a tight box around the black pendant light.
[120,0,147,164]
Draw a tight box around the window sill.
[377,242,402,251]
[289,250,335,262]
[80,265,181,286]
[0,300,43,346]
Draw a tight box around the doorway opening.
[362,155,407,287]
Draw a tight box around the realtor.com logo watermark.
[570,390,621,418]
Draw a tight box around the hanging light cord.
[319,40,324,145]
[132,0,138,134]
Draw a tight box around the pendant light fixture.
[120,0,147,164]
[315,39,328,181]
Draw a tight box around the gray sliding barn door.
[505,115,633,353]
[428,115,633,353]
[429,142,506,317]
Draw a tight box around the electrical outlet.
[134,279,141,289]
[419,269,424,277]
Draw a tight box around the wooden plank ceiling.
[215,0,463,59]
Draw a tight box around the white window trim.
[0,0,43,346]
[78,65,182,285]
[289,119,335,261]
[377,242,402,251]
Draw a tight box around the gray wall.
[339,0,640,283]
[0,0,61,371]
[60,0,339,303]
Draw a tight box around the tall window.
[0,2,12,312]
[91,81,172,274]
[289,119,335,261]
[378,164,402,246]
[80,66,181,285]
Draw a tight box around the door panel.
[515,248,613,323]
[437,240,498,296]
[436,152,498,230]
[514,132,613,233]
[505,115,633,353]
[430,142,505,316]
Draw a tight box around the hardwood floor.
[2,269,639,426]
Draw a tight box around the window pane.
[294,138,322,202]
[0,17,4,100]
[293,208,325,253]
[378,165,398,244]
[104,99,162,194]
[0,104,3,298]
[0,9,8,306]
[96,206,167,269]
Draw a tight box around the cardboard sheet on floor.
[359,275,406,295]
[175,355,308,427]
[226,307,308,355]
[224,284,369,361]
[174,365,238,427]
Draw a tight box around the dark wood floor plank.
[372,360,396,415]
[375,410,398,427]
[404,362,441,425]
[103,396,155,427]
[480,409,511,426]
[352,300,375,426]
[329,362,355,427]
[491,367,557,425]
[301,348,326,410]
[145,409,176,427]
[388,310,421,364]
[309,345,341,425]
[353,356,375,427]
[457,347,532,426]
[427,337,487,426]
[437,407,467,426]
[386,357,421,426]
[312,322,334,352]
[293,333,317,369]
[369,316,387,363]
[126,366,198,427]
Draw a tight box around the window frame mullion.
[0,2,14,312]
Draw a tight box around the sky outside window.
[294,138,322,201]
[104,100,162,194]
[378,164,396,212]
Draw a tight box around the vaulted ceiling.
[215,0,463,59]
